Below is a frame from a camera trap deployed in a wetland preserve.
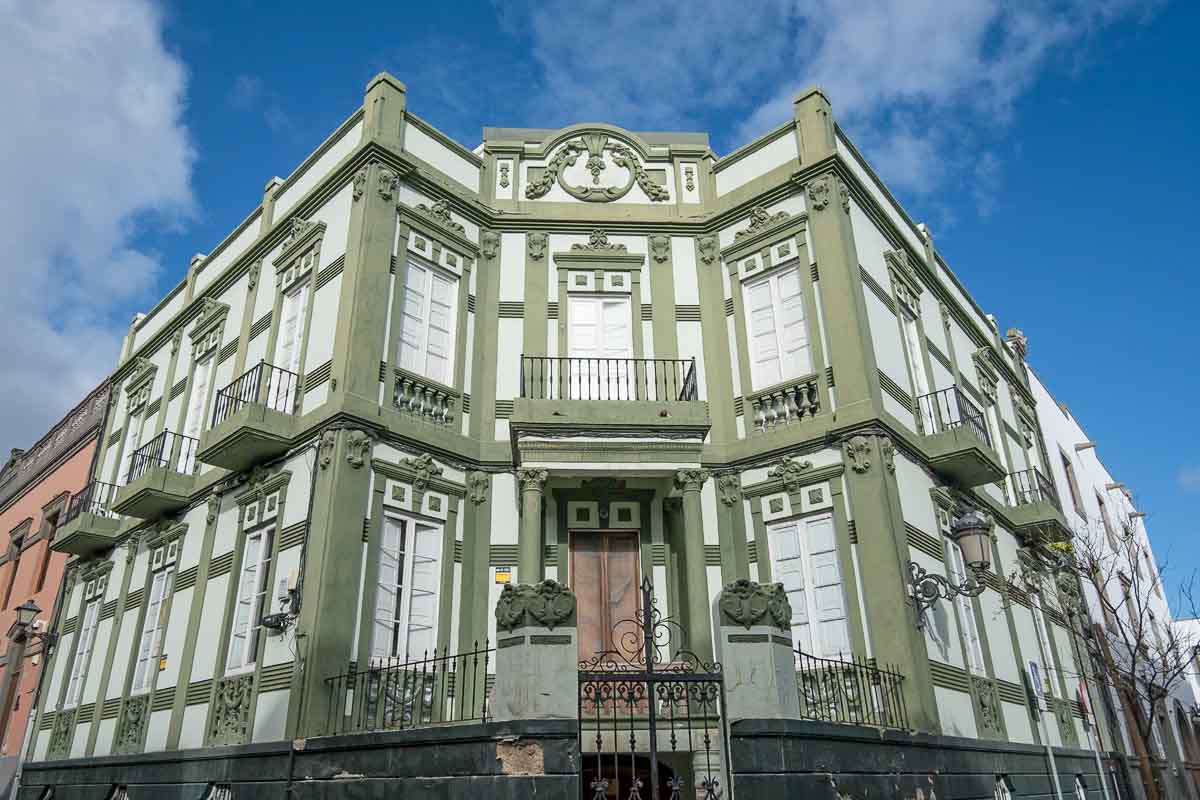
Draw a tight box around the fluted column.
[517,468,548,583]
[675,468,713,661]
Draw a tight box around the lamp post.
[907,509,994,630]
[0,601,55,753]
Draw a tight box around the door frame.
[567,528,642,661]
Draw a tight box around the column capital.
[674,468,710,493]
[516,467,549,492]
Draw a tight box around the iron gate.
[578,578,730,800]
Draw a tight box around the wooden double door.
[570,531,640,663]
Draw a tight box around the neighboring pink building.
[0,383,109,759]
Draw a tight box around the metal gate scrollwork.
[578,577,730,800]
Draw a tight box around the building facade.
[1034,372,1200,800]
[0,382,109,786]
[19,73,1155,796]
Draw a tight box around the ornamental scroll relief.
[525,133,670,203]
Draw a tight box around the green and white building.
[21,73,1164,797]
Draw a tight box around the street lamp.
[0,599,57,749]
[908,509,994,630]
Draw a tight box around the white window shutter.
[399,263,430,375]
[746,280,781,389]
[371,518,404,660]
[768,520,812,653]
[948,542,985,673]
[404,523,441,659]
[776,269,811,377]
[426,273,454,384]
[805,515,849,658]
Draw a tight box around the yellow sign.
[495,567,512,585]
[158,655,168,671]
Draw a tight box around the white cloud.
[502,0,1159,195]
[1180,467,1200,495]
[0,0,194,454]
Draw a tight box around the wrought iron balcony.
[915,386,1004,486]
[198,361,300,472]
[520,356,698,402]
[747,374,820,432]
[113,431,199,519]
[795,649,909,730]
[1007,467,1069,542]
[52,481,124,557]
[325,643,492,736]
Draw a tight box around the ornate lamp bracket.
[907,561,985,630]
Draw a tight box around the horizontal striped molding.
[1008,584,1031,608]
[810,264,820,282]
[259,662,294,693]
[982,571,1005,594]
[724,297,734,316]
[928,340,953,372]
[100,599,118,621]
[217,338,239,364]
[747,540,758,563]
[108,428,123,446]
[170,378,188,401]
[61,616,78,636]
[304,360,332,391]
[490,544,518,565]
[860,267,895,313]
[543,543,558,562]
[151,686,174,712]
[905,523,942,559]
[249,312,272,340]
[39,711,54,731]
[704,544,721,565]
[675,305,701,322]
[453,540,463,563]
[547,301,558,319]
[209,551,235,580]
[847,520,858,544]
[732,396,744,416]
[498,301,524,318]
[494,400,514,419]
[315,254,344,290]
[76,703,95,725]
[126,587,145,610]
[640,304,653,321]
[185,679,212,706]
[996,679,1027,705]
[101,697,121,720]
[825,365,835,387]
[461,394,471,413]
[389,255,398,275]
[466,294,476,313]
[928,659,969,692]
[651,543,667,567]
[279,522,306,551]
[174,565,199,593]
[145,397,162,418]
[880,371,913,410]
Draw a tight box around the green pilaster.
[713,474,749,583]
[694,238,736,443]
[83,543,138,755]
[648,236,678,360]
[231,258,264,377]
[470,232,501,439]
[516,468,547,583]
[674,469,713,661]
[523,232,549,357]
[840,431,938,731]
[457,472,493,653]
[293,428,372,736]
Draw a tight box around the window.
[768,513,850,658]
[270,281,310,413]
[994,776,1013,800]
[1030,593,1057,697]
[35,515,56,593]
[2,533,23,609]
[567,295,632,399]
[1097,493,1117,549]
[118,406,145,485]
[744,267,812,390]
[371,515,441,662]
[132,567,174,693]
[1060,450,1084,516]
[947,538,986,674]
[226,527,274,672]
[65,599,101,707]
[398,262,457,385]
[179,353,213,472]
[1075,777,1088,800]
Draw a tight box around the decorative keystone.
[717,579,791,630]
[495,579,577,632]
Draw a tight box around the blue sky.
[1,1,1196,607]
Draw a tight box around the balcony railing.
[917,386,990,447]
[393,369,460,427]
[211,361,299,428]
[520,356,698,402]
[795,649,909,730]
[62,481,120,525]
[747,374,821,432]
[1009,468,1061,511]
[325,643,493,736]
[126,431,199,484]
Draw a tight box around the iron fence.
[520,356,698,402]
[917,385,991,446]
[62,481,121,525]
[126,431,199,484]
[1009,467,1061,510]
[324,642,493,735]
[211,360,298,428]
[794,649,909,729]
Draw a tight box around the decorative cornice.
[402,453,444,493]
[516,467,549,492]
[735,206,791,240]
[768,457,814,494]
[806,171,849,214]
[413,199,464,234]
[649,235,670,264]
[527,232,547,261]
[345,429,372,469]
[480,230,500,261]
[716,473,742,506]
[466,470,490,505]
[697,235,718,265]
[525,133,669,203]
[571,230,626,252]
[674,468,710,493]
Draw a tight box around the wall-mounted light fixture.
[908,509,993,630]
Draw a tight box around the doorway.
[570,530,640,664]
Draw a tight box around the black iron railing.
[1009,468,1061,510]
[325,643,493,735]
[62,481,121,525]
[916,385,991,446]
[520,356,698,402]
[211,360,298,428]
[126,431,199,484]
[795,649,909,729]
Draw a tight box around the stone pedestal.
[715,579,801,723]
[492,580,578,722]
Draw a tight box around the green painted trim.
[694,237,737,443]
[81,546,137,755]
[648,237,678,360]
[523,233,549,358]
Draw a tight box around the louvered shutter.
[426,272,454,384]
[399,263,430,375]
[403,522,441,660]
[746,279,781,389]
[371,518,405,660]
[776,268,812,377]
[948,541,986,673]
[768,520,812,652]
[180,357,211,471]
[120,413,142,485]
[805,515,850,657]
